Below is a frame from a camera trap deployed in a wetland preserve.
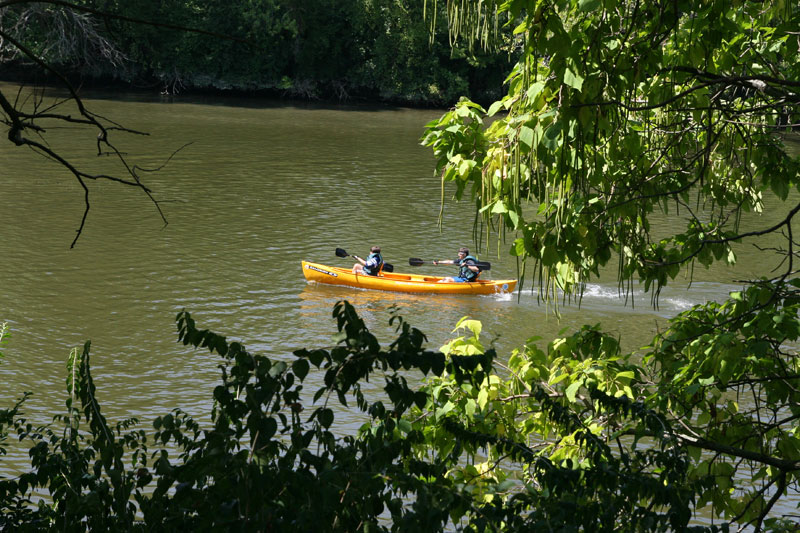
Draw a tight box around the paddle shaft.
[336,248,394,272]
[408,257,491,271]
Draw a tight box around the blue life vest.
[363,253,384,276]
[457,255,479,281]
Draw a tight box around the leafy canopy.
[420,0,800,530]
[423,0,800,300]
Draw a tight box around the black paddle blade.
[383,263,394,273]
[335,248,349,258]
[409,258,425,266]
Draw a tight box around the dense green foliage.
[0,305,724,531]
[419,0,800,530]
[424,0,800,296]
[0,0,513,105]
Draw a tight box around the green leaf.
[565,380,582,402]
[477,388,489,410]
[465,399,476,418]
[436,400,456,418]
[292,359,309,381]
[542,122,563,150]
[269,361,287,378]
[262,417,277,440]
[615,370,635,380]
[564,68,584,91]
[771,177,789,200]
[491,201,509,214]
[488,100,504,116]
[414,391,428,409]
[541,244,561,266]
[496,479,516,492]
[526,81,546,102]
[513,19,528,35]
[688,446,702,462]
[520,125,535,149]
[318,408,334,428]
[578,0,602,12]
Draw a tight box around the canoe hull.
[302,261,516,295]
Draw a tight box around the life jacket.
[458,255,480,281]
[363,253,384,276]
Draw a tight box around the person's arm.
[354,255,367,266]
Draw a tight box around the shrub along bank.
[0,0,514,106]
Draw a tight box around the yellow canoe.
[301,261,516,295]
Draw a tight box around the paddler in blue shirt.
[352,246,384,276]
[434,247,480,282]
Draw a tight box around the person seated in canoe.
[434,247,480,282]
[352,246,384,276]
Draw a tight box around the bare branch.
[0,0,249,45]
[0,1,214,246]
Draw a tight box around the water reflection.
[298,281,518,348]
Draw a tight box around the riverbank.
[0,54,508,110]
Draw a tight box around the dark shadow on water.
[1,77,436,113]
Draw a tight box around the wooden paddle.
[336,248,394,273]
[409,257,491,271]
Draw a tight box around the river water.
[0,84,795,500]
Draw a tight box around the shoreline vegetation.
[0,63,492,108]
[0,0,514,108]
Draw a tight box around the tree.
[0,0,244,247]
[419,0,800,530]
[0,0,175,247]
